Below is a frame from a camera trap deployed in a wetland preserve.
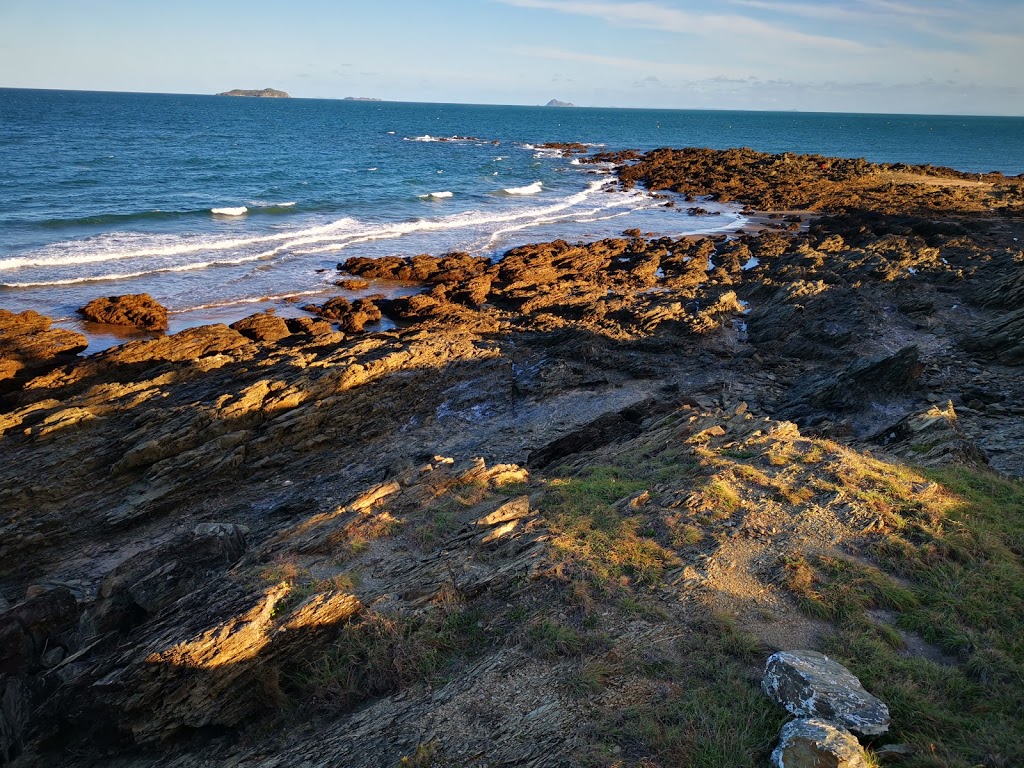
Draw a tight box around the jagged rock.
[1,675,31,763]
[77,294,168,331]
[771,718,870,768]
[95,588,362,744]
[869,401,987,467]
[230,313,292,343]
[0,588,80,675]
[763,650,890,736]
[781,346,922,421]
[0,309,87,390]
[450,275,492,307]
[305,297,382,332]
[341,253,489,284]
[961,308,1024,364]
[285,316,334,336]
[92,528,251,634]
[528,398,675,468]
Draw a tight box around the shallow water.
[2,89,1021,338]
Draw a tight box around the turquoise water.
[2,88,1022,329]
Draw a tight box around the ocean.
[2,88,1022,348]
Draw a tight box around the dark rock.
[0,588,80,675]
[781,346,923,419]
[763,650,890,736]
[78,294,168,331]
[961,308,1024,364]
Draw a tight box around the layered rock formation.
[1,146,1022,767]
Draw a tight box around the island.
[216,88,290,98]
[343,96,383,101]
[545,98,576,107]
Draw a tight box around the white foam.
[211,206,247,216]
[501,181,543,196]
[0,218,361,271]
[1,249,279,288]
[419,191,453,199]
[296,179,614,256]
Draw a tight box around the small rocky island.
[217,88,290,98]
[343,96,383,101]
[545,98,576,107]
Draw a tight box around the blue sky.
[1,0,1022,114]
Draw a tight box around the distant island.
[545,99,576,107]
[343,97,383,102]
[217,88,290,98]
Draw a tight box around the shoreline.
[2,145,1024,767]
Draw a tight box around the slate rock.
[763,650,890,736]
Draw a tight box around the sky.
[1,0,1022,115]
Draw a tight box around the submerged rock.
[771,718,870,768]
[78,293,168,331]
[763,650,890,736]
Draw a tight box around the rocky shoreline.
[1,147,1022,767]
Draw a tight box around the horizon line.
[1,85,1022,120]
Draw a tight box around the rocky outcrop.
[869,401,988,467]
[544,99,575,107]
[229,312,292,343]
[961,308,1024,364]
[217,89,290,98]
[763,650,890,736]
[0,310,87,393]
[303,297,382,333]
[77,294,168,331]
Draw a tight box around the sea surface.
[2,89,1023,348]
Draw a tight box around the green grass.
[540,465,678,589]
[594,613,784,768]
[289,605,492,713]
[788,466,1024,767]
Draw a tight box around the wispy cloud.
[496,0,868,51]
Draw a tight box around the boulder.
[230,313,292,343]
[763,650,889,736]
[78,293,168,331]
[771,718,870,768]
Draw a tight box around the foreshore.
[2,146,1023,767]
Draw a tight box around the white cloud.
[496,0,868,50]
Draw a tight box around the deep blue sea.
[2,89,1022,346]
